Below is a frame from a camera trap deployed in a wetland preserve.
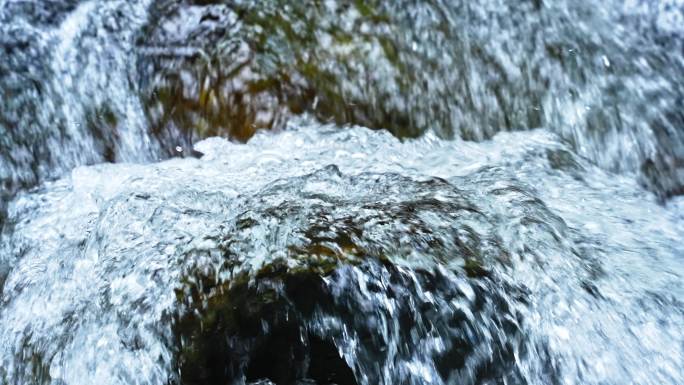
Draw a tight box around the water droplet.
[602,55,611,68]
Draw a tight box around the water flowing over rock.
[1,0,683,198]
[139,0,684,197]
[0,0,160,200]
[1,1,684,384]
[1,120,683,384]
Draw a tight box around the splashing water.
[2,119,683,384]
[0,1,683,385]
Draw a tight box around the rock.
[168,169,533,385]
[173,259,359,385]
[137,0,684,198]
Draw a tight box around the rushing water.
[1,1,683,385]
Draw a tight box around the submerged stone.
[173,260,359,385]
[166,166,562,384]
[171,253,526,385]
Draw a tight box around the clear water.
[0,1,683,385]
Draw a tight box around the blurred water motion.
[1,1,683,384]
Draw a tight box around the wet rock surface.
[170,169,526,384]
[137,0,684,197]
[174,259,529,385]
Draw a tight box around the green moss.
[379,37,399,64]
[463,258,490,278]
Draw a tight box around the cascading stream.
[0,1,683,385]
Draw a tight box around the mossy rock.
[168,170,507,384]
[171,227,494,385]
[138,0,439,150]
[172,247,502,385]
